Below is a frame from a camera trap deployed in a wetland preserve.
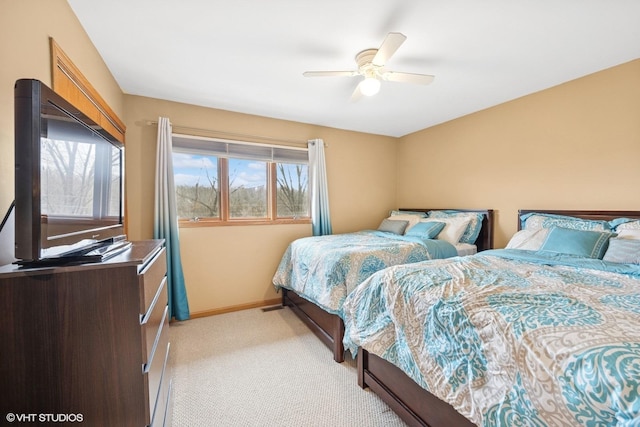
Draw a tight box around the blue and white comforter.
[272,230,457,317]
[343,249,640,426]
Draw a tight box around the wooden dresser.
[0,239,172,427]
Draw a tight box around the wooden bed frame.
[282,208,494,362]
[357,209,640,427]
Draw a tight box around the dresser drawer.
[151,343,172,427]
[139,247,167,315]
[144,305,170,424]
[141,276,168,365]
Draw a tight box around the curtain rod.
[142,120,314,146]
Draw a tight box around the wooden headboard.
[399,209,494,251]
[517,209,640,230]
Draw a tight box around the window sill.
[178,218,311,228]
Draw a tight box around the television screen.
[14,79,125,263]
[39,106,123,253]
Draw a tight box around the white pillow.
[602,238,640,264]
[505,228,550,250]
[386,214,423,233]
[617,229,640,240]
[616,220,640,231]
[435,217,472,245]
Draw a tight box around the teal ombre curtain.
[154,117,190,321]
[308,139,332,236]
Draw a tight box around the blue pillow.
[405,221,445,239]
[539,227,617,259]
[377,219,409,235]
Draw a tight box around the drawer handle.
[139,246,165,275]
[141,276,167,325]
[144,305,169,374]
[149,342,172,427]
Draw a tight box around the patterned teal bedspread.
[272,230,457,317]
[343,249,640,426]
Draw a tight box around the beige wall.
[398,59,640,247]
[123,95,398,314]
[0,0,124,214]
[3,1,639,315]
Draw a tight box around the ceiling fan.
[303,32,435,101]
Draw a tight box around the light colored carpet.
[169,306,407,427]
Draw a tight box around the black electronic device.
[14,79,126,264]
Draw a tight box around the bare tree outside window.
[171,140,310,225]
[228,158,267,218]
[276,163,308,218]
[41,138,96,216]
[40,137,122,220]
[173,153,220,219]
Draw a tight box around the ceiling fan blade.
[303,71,359,77]
[382,71,435,85]
[350,82,364,102]
[372,32,407,66]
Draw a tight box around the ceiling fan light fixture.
[360,77,381,96]
[303,32,434,101]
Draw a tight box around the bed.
[273,208,494,362]
[344,209,640,426]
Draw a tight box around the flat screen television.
[14,79,127,265]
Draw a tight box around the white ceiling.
[67,0,640,138]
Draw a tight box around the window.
[228,157,267,218]
[276,163,309,218]
[172,134,309,226]
[172,151,219,219]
